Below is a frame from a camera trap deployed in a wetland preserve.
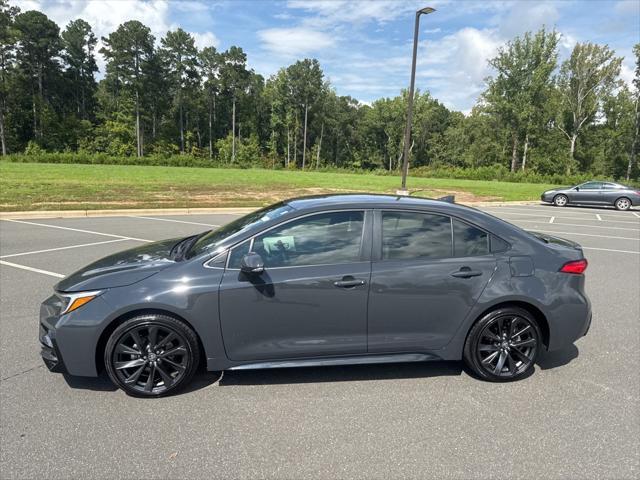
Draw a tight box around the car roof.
[285,193,469,213]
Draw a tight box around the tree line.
[1,1,638,181]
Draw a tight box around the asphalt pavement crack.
[1,364,44,382]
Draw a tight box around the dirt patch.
[1,186,496,211]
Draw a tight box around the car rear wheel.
[615,197,631,211]
[104,314,200,397]
[553,194,568,207]
[463,307,541,382]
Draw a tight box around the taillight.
[560,259,588,274]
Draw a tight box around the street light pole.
[399,7,435,194]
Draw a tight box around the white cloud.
[286,0,419,26]
[496,1,560,38]
[16,1,219,74]
[620,62,635,89]
[614,0,640,15]
[258,27,336,57]
[192,31,219,49]
[411,27,501,109]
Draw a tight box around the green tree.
[100,20,154,157]
[286,59,324,168]
[14,9,61,144]
[627,43,640,180]
[61,18,97,121]
[0,0,19,154]
[199,46,221,159]
[556,42,622,174]
[220,46,249,163]
[484,29,559,172]
[160,28,199,153]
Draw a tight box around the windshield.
[186,202,295,259]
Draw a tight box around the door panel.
[219,210,371,362]
[571,182,603,203]
[367,210,496,352]
[220,263,371,361]
[368,256,495,351]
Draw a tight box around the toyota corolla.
[40,194,592,397]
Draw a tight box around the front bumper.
[39,293,113,377]
[39,324,67,373]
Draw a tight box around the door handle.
[450,267,483,278]
[334,277,366,288]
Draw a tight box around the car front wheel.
[553,194,568,207]
[104,314,200,397]
[463,307,541,382]
[615,197,631,211]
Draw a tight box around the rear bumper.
[547,289,592,351]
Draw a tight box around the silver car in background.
[541,181,640,210]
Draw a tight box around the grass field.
[0,162,558,211]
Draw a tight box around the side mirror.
[240,252,264,275]
[574,186,580,191]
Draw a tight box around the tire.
[553,194,568,207]
[104,314,200,397]
[614,197,631,211]
[463,307,541,382]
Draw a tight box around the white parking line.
[583,247,640,255]
[130,216,219,227]
[549,217,555,224]
[526,229,639,241]
[0,260,65,278]
[633,212,640,218]
[0,238,128,259]
[508,218,640,232]
[485,206,639,220]
[2,219,152,243]
[492,211,640,224]
[596,214,602,221]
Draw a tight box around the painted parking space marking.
[596,214,602,221]
[522,229,639,241]
[549,217,555,224]
[0,260,65,278]
[0,238,129,259]
[2,219,152,243]
[506,218,640,232]
[491,211,640,224]
[582,247,640,255]
[485,206,640,220]
[130,216,220,227]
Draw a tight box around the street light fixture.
[398,6,435,195]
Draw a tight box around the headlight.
[57,291,102,314]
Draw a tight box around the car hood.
[55,237,181,292]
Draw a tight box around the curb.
[0,201,543,220]
[0,206,259,220]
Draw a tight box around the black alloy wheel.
[464,307,541,382]
[105,315,200,397]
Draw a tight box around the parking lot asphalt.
[1,204,639,479]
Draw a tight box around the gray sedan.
[40,194,592,397]
[541,181,640,210]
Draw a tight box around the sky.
[15,0,640,113]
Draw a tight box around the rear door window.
[453,219,489,256]
[382,211,452,260]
